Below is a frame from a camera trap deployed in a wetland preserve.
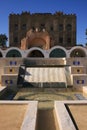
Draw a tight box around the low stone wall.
[55,101,87,130]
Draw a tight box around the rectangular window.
[41,24,45,27]
[50,26,53,31]
[14,24,18,30]
[22,24,26,30]
[14,37,18,43]
[59,24,63,31]
[67,38,71,43]
[59,37,63,43]
[40,24,45,30]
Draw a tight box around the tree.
[85,29,87,46]
[77,44,83,47]
[0,34,8,47]
[86,29,87,36]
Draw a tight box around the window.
[32,26,35,31]
[67,38,71,43]
[66,24,72,31]
[41,24,45,28]
[14,37,18,43]
[14,24,18,30]
[40,24,45,30]
[22,24,26,30]
[59,37,63,43]
[59,24,63,31]
[50,26,53,31]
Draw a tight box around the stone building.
[9,11,76,49]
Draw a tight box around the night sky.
[0,0,87,46]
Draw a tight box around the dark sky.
[0,0,87,46]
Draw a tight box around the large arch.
[21,29,50,50]
[69,46,86,57]
[28,38,46,49]
[49,46,67,58]
[5,47,22,57]
[27,47,45,58]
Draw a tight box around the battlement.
[9,11,76,17]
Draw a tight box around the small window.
[22,24,26,30]
[14,24,18,30]
[14,37,18,43]
[40,24,45,30]
[66,24,72,31]
[50,26,53,31]
[67,38,71,43]
[59,24,63,31]
[32,26,35,31]
[59,37,63,43]
[41,24,45,27]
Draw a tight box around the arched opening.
[28,38,46,49]
[28,50,44,57]
[0,52,3,57]
[70,49,86,57]
[49,48,66,58]
[6,49,22,57]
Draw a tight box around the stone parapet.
[55,102,76,130]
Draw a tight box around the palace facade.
[9,11,76,49]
